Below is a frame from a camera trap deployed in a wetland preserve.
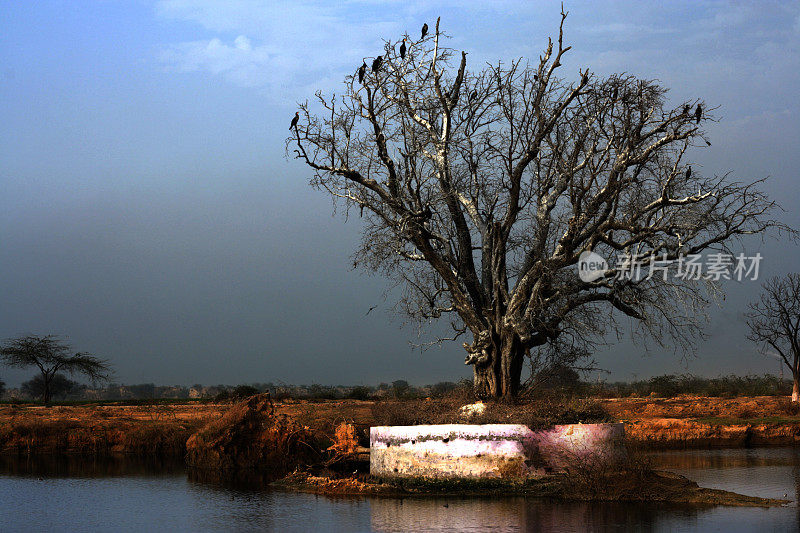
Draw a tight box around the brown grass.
[185,394,323,474]
[2,394,799,459]
[370,395,612,430]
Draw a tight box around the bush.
[231,385,259,399]
[429,381,457,398]
[308,384,340,400]
[214,390,232,402]
[391,380,410,399]
[533,364,582,392]
[21,374,81,402]
[558,444,654,500]
[346,386,372,400]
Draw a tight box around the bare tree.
[746,274,800,402]
[0,335,111,405]
[289,13,786,399]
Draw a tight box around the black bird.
[399,39,406,59]
[421,23,428,39]
[581,71,589,85]
[358,62,366,83]
[290,111,299,130]
[695,104,702,124]
[612,86,618,101]
[686,165,692,179]
[372,55,383,72]
[534,74,538,81]
[683,104,690,115]
[469,89,477,101]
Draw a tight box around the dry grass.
[185,394,323,474]
[0,403,217,456]
[370,395,612,430]
[2,394,799,458]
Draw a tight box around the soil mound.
[186,394,320,473]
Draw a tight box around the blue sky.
[1,1,800,387]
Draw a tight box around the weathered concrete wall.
[370,423,625,479]
[370,424,539,479]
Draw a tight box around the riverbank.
[1,395,799,456]
[604,396,800,447]
[273,469,789,507]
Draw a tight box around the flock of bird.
[682,103,703,124]
[290,23,708,149]
[291,23,431,131]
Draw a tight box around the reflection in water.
[370,497,771,533]
[0,448,798,532]
[371,497,527,532]
[186,464,283,491]
[369,496,798,533]
[648,447,800,503]
[0,454,185,478]
[650,447,800,470]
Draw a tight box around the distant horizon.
[0,366,792,390]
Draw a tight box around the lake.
[1,448,798,532]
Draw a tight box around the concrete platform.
[370,423,625,479]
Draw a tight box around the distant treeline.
[0,373,794,403]
[581,374,793,399]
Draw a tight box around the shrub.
[558,444,654,500]
[346,386,372,400]
[308,384,340,400]
[231,385,259,399]
[213,390,231,402]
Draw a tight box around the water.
[0,449,798,532]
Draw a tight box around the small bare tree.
[0,335,111,405]
[746,274,800,402]
[289,13,786,399]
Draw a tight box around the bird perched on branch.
[683,104,690,115]
[421,23,428,39]
[399,39,406,59]
[290,112,299,130]
[358,62,366,84]
[686,165,692,179]
[372,55,383,72]
[695,104,702,124]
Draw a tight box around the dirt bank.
[185,394,321,474]
[274,469,789,507]
[604,396,800,447]
[1,395,799,457]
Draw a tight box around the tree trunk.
[792,375,799,403]
[472,332,525,401]
[43,375,51,407]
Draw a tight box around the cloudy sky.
[2,1,799,387]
